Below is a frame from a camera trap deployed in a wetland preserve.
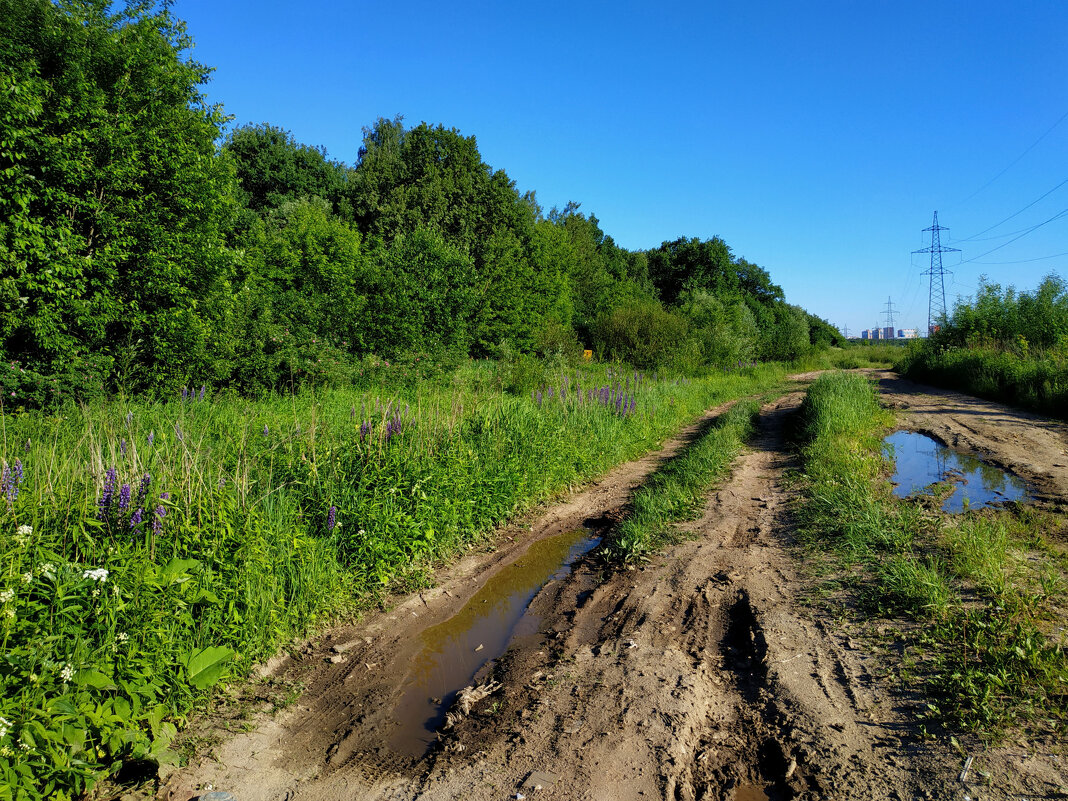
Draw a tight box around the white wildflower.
[82,568,109,583]
[20,572,31,585]
[60,663,74,682]
[111,585,119,596]
[91,588,100,598]
[0,589,12,603]
[15,525,31,538]
[39,562,55,579]
[3,609,12,620]
[0,716,10,738]
[116,632,129,643]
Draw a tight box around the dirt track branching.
[794,371,1068,738]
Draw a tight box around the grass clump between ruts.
[793,371,1068,737]
[609,398,762,561]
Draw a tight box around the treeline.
[0,0,842,406]
[901,275,1068,416]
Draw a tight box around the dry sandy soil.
[157,371,1068,801]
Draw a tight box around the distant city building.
[898,328,918,339]
[861,330,871,340]
[882,327,896,340]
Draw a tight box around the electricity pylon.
[912,211,959,336]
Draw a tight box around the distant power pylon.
[883,297,897,335]
[842,324,851,339]
[912,211,959,336]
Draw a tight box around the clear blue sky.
[175,0,1068,336]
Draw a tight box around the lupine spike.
[98,467,117,520]
[118,483,131,512]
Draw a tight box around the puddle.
[734,785,770,801]
[884,430,1030,512]
[389,528,600,756]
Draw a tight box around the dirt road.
[161,372,1068,801]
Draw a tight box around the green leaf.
[74,668,116,691]
[180,646,234,689]
[160,557,200,586]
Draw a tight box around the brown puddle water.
[389,528,600,756]
[734,785,770,801]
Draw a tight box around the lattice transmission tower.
[912,211,959,336]
[883,296,897,338]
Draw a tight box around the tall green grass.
[0,359,790,799]
[795,371,1068,736]
[900,344,1068,419]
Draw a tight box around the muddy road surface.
[162,373,1068,801]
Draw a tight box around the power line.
[971,250,1068,266]
[957,205,1068,265]
[954,175,1068,242]
[954,106,1068,207]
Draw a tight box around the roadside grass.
[608,398,762,561]
[900,343,1068,420]
[794,371,1068,738]
[0,358,793,799]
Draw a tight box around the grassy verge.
[609,398,762,561]
[0,359,794,799]
[794,371,1068,737]
[900,343,1068,420]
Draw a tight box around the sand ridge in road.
[161,374,1068,801]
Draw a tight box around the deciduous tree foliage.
[0,0,232,392]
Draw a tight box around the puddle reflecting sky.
[884,430,1030,513]
[389,528,599,756]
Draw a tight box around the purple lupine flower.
[536,390,543,407]
[262,424,269,437]
[218,475,226,489]
[129,507,143,529]
[24,438,30,452]
[174,423,183,442]
[359,421,370,440]
[547,386,554,401]
[118,483,131,513]
[181,386,189,403]
[199,384,206,402]
[120,438,127,458]
[350,405,356,420]
[327,505,337,531]
[135,473,152,507]
[125,411,134,426]
[152,505,165,537]
[98,466,117,520]
[147,431,155,447]
[0,464,11,503]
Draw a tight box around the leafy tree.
[759,302,811,361]
[223,123,351,216]
[681,291,759,365]
[0,0,233,392]
[367,228,475,356]
[592,300,694,370]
